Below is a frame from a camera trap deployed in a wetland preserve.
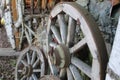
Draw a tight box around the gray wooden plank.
[106,17,120,80]
[0,48,20,56]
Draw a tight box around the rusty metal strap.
[107,66,120,80]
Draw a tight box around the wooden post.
[11,0,18,21]
[106,17,120,80]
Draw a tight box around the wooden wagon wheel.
[11,0,47,50]
[47,2,108,80]
[15,46,46,80]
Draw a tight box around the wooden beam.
[0,48,20,56]
[106,17,120,80]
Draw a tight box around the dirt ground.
[0,27,17,80]
[0,27,11,48]
[0,56,17,80]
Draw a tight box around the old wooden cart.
[0,0,108,80]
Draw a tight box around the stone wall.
[76,0,119,54]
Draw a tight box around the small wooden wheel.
[15,46,45,80]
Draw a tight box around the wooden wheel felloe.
[15,46,45,80]
[47,2,108,80]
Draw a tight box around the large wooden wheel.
[47,2,108,80]
[15,46,46,80]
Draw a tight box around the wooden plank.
[11,0,18,21]
[0,48,20,56]
[106,17,120,80]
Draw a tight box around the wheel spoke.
[28,21,32,41]
[26,52,30,64]
[67,16,76,47]
[31,51,36,65]
[41,62,45,76]
[59,69,66,79]
[69,38,87,54]
[25,28,32,46]
[29,77,33,80]
[33,58,40,68]
[33,69,41,72]
[27,77,29,80]
[69,65,82,80]
[51,25,62,43]
[19,24,24,50]
[21,75,26,80]
[67,68,74,80]
[71,57,91,78]
[50,42,57,48]
[57,14,67,44]
[24,24,35,36]
[21,60,28,66]
[32,74,38,80]
[47,55,55,75]
[18,70,22,73]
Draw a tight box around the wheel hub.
[52,44,71,68]
[22,65,33,77]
